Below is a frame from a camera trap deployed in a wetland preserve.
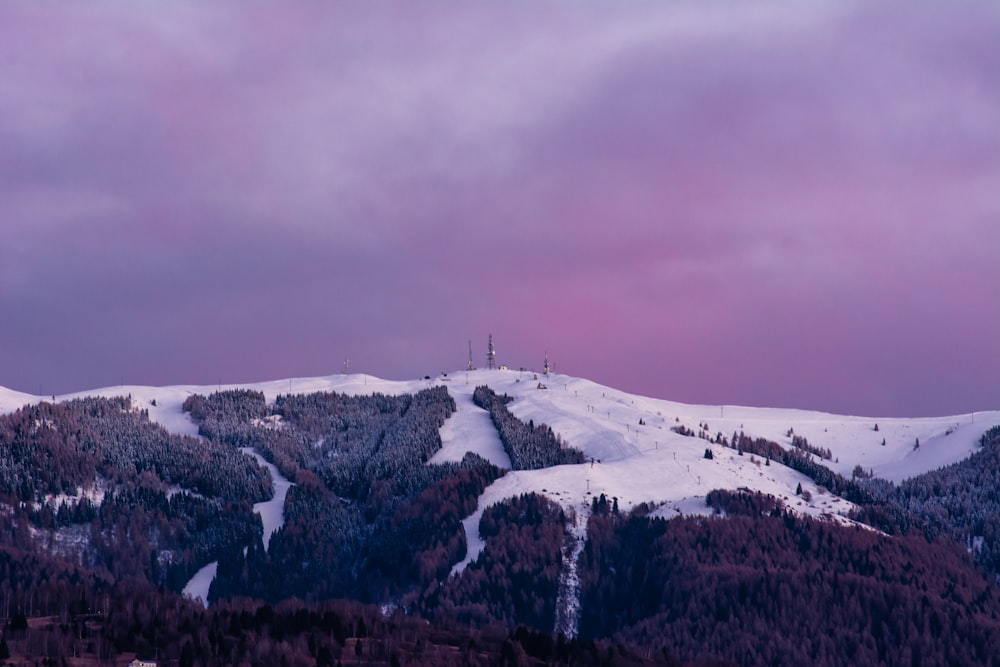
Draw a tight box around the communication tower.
[487,334,496,370]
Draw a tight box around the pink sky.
[1,3,998,417]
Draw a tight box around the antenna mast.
[543,351,550,376]
[467,340,474,371]
[487,334,496,370]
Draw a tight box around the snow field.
[239,448,294,552]
[430,388,512,468]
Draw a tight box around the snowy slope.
[181,562,218,606]
[0,386,37,414]
[240,448,294,552]
[430,384,512,468]
[1,370,996,510]
[1,369,995,494]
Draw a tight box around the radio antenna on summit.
[467,340,474,371]
[487,334,496,370]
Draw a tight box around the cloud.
[0,2,997,415]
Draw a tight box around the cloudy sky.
[1,2,997,417]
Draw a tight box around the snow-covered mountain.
[2,368,994,541]
[2,369,998,637]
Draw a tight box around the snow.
[0,386,39,414]
[240,447,293,552]
[554,504,588,639]
[182,561,218,608]
[167,485,204,500]
[430,383,512,468]
[38,483,107,511]
[497,374,993,485]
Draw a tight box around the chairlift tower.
[487,334,496,370]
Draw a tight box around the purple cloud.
[0,2,997,416]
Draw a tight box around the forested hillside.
[856,425,1000,575]
[2,377,1000,665]
[421,493,567,632]
[0,397,269,590]
[580,502,1000,666]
